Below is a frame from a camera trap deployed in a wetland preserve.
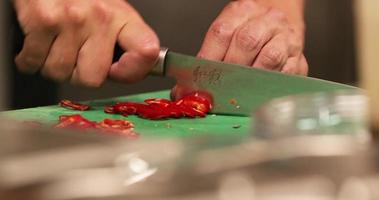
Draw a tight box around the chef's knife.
[151,48,357,116]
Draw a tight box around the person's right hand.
[13,0,160,87]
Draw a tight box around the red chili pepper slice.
[104,106,115,114]
[177,103,205,118]
[59,100,91,111]
[96,118,137,137]
[144,98,172,107]
[111,102,146,115]
[137,106,171,120]
[165,105,185,118]
[97,118,135,129]
[59,114,84,122]
[97,120,134,130]
[177,93,212,114]
[54,114,96,130]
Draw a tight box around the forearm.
[256,0,305,33]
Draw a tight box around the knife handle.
[150,47,169,76]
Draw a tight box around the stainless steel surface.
[151,47,169,76]
[254,90,369,139]
[159,51,356,116]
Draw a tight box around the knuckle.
[22,54,43,68]
[290,37,304,52]
[261,49,285,67]
[209,21,235,46]
[235,26,262,51]
[268,9,287,22]
[227,0,256,11]
[135,42,160,62]
[65,5,85,25]
[15,56,33,73]
[238,0,258,10]
[17,13,29,28]
[35,11,59,28]
[224,1,241,11]
[91,0,114,23]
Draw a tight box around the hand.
[198,0,308,75]
[13,0,160,87]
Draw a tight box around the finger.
[109,20,160,83]
[297,54,309,76]
[71,32,115,87]
[281,55,308,76]
[41,29,85,82]
[252,34,289,71]
[15,31,56,73]
[223,9,287,66]
[197,0,266,61]
[170,85,180,101]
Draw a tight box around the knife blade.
[151,48,357,116]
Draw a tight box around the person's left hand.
[197,0,308,75]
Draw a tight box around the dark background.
[6,0,357,109]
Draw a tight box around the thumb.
[110,19,160,83]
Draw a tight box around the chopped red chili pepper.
[144,98,172,107]
[165,105,185,118]
[135,105,166,120]
[98,118,135,129]
[96,119,137,137]
[59,99,91,111]
[104,106,115,114]
[177,93,212,114]
[111,102,145,115]
[54,114,96,130]
[104,92,212,120]
[179,105,206,118]
[54,114,137,137]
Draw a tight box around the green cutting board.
[3,90,250,139]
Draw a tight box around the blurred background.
[3,0,357,110]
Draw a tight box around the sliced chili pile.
[104,92,212,120]
[54,114,137,138]
[59,99,91,111]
